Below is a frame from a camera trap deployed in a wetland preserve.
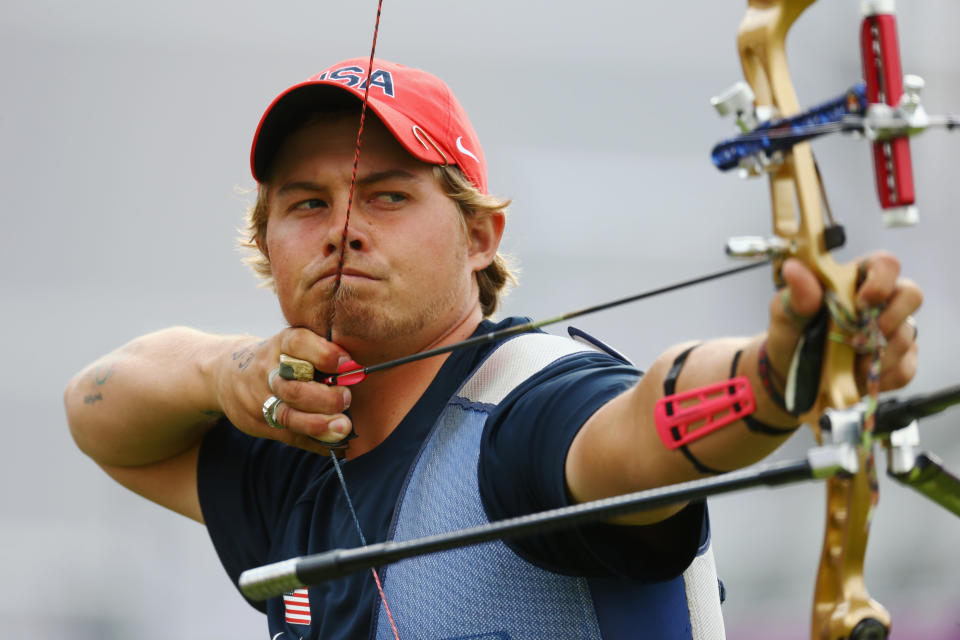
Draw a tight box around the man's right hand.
[65,326,359,523]
[213,328,355,454]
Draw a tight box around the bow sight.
[713,2,958,241]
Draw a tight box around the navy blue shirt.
[198,318,706,639]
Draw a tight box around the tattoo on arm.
[231,340,267,371]
[94,363,114,386]
[80,361,114,406]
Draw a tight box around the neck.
[343,306,485,459]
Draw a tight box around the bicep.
[100,441,204,523]
[482,353,642,520]
[481,353,701,576]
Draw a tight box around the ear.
[466,210,506,272]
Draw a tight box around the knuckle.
[281,327,312,358]
[305,411,335,431]
[871,250,899,272]
[309,431,347,446]
[878,314,904,340]
[262,408,348,454]
[288,381,340,412]
[900,278,923,308]
[277,328,294,354]
[295,415,339,443]
[315,343,346,371]
[282,381,307,405]
[279,328,346,371]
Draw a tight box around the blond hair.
[240,165,517,317]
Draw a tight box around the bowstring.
[326,0,385,341]
[325,1,401,638]
[329,451,401,638]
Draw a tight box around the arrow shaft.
[240,455,814,600]
[346,259,771,380]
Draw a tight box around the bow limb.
[736,2,889,639]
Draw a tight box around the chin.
[303,281,467,351]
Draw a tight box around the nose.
[322,200,366,259]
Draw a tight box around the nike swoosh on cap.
[456,136,479,162]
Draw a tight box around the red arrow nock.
[322,360,367,386]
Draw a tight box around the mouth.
[311,267,377,288]
[341,268,376,280]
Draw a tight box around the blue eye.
[375,193,406,204]
[293,198,326,211]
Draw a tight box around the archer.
[64,58,921,639]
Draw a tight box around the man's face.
[263,113,483,362]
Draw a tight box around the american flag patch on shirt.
[283,588,311,626]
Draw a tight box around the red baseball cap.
[250,58,488,193]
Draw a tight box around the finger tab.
[279,354,315,381]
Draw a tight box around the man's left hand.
[765,251,922,397]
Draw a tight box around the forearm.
[566,335,798,523]
[64,327,258,467]
[567,253,921,525]
[636,335,799,481]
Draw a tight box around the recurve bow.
[724,1,920,637]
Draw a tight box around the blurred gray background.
[3,1,958,638]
